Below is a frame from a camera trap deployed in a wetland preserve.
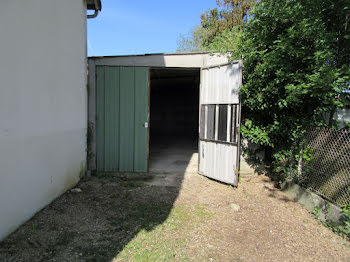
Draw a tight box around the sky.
[87,0,218,56]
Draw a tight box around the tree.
[176,26,204,52]
[177,0,255,52]
[239,0,350,178]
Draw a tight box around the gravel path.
[0,169,349,261]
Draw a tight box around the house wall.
[0,0,87,240]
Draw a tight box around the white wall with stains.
[0,0,87,240]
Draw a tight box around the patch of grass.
[115,204,213,261]
[119,180,143,188]
[94,172,113,179]
[31,223,39,232]
[117,231,188,262]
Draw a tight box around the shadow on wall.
[297,128,350,206]
[0,147,196,261]
[240,139,267,176]
[0,53,201,260]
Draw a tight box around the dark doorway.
[149,68,200,173]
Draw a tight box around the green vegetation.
[178,0,350,182]
[74,203,214,262]
[312,204,350,240]
[116,205,213,261]
[177,0,254,56]
[331,205,350,239]
[312,206,321,220]
[239,0,350,180]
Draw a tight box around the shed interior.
[149,68,200,172]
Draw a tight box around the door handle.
[143,122,148,128]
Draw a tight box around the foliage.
[316,204,350,240]
[206,26,242,58]
[176,26,205,52]
[200,0,255,46]
[335,204,350,239]
[330,204,350,239]
[178,0,350,182]
[312,206,321,220]
[177,0,255,52]
[239,0,350,179]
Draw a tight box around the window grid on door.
[199,104,239,145]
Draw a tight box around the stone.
[231,203,240,212]
[71,188,82,193]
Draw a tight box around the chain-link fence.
[295,127,350,206]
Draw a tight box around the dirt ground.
[1,169,349,261]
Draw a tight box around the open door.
[198,61,242,186]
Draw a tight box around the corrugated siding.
[200,63,241,104]
[199,141,237,185]
[96,66,149,172]
[134,67,149,172]
[199,62,242,185]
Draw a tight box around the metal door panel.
[96,66,149,172]
[119,67,135,171]
[199,62,242,185]
[134,67,149,172]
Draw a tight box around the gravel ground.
[0,170,349,262]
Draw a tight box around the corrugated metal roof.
[87,0,102,11]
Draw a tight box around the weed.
[312,206,321,219]
[313,204,350,240]
[31,223,39,232]
[327,205,350,240]
[94,172,111,179]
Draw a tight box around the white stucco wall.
[0,0,87,240]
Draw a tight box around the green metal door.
[96,66,149,172]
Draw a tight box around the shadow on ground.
[0,145,196,262]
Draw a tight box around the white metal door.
[198,61,242,186]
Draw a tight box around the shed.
[88,52,242,185]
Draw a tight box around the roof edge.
[89,51,232,59]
